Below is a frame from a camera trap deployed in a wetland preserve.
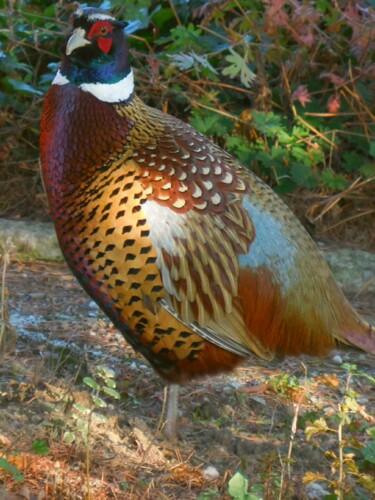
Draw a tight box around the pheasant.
[40,8,375,438]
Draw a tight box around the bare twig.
[0,238,16,358]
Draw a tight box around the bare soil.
[0,261,374,499]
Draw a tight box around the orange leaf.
[327,95,341,113]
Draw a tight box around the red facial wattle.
[87,20,114,54]
[98,37,112,54]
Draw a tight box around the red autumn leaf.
[319,72,345,86]
[292,85,311,107]
[299,32,315,48]
[289,5,320,48]
[327,95,341,113]
[264,0,289,33]
[344,4,375,56]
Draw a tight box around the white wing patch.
[142,200,186,296]
[239,196,298,292]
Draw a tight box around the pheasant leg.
[164,384,180,441]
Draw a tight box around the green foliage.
[268,373,301,396]
[222,49,256,88]
[32,439,49,455]
[196,487,221,500]
[0,457,24,482]
[228,472,263,500]
[362,439,375,465]
[303,364,375,497]
[0,440,48,483]
[165,24,205,52]
[63,365,120,445]
[0,0,374,219]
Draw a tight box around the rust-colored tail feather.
[340,317,375,355]
[238,266,375,358]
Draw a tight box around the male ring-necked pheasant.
[40,8,375,438]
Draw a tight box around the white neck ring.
[52,69,134,103]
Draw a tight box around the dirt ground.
[0,260,374,499]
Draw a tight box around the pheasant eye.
[88,21,113,40]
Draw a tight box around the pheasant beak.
[66,27,91,56]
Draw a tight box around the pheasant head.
[56,8,133,102]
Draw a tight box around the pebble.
[305,482,330,499]
[229,380,243,389]
[357,397,368,404]
[129,361,150,372]
[332,354,343,364]
[203,466,220,480]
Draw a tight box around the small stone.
[332,354,343,364]
[203,466,220,480]
[357,397,368,404]
[229,380,242,389]
[306,482,330,499]
[324,406,336,417]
